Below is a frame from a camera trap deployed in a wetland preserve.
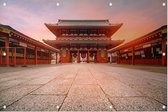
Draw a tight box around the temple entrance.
[70,50,97,63]
[89,51,96,62]
[70,51,77,63]
[80,51,87,63]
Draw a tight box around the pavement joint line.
[0,73,64,111]
[144,95,167,106]
[0,70,64,93]
[101,70,167,106]
[107,96,147,98]
[30,94,66,96]
[0,75,49,93]
[88,68,117,111]
[58,69,79,111]
[73,84,98,85]
[0,77,40,93]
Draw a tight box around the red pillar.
[35,47,38,64]
[105,50,108,63]
[48,51,51,64]
[96,50,99,63]
[77,50,80,63]
[22,47,27,67]
[5,37,9,66]
[162,37,166,66]
[0,47,2,65]
[87,50,90,63]
[60,51,62,63]
[132,47,135,65]
[56,53,57,64]
[12,47,16,66]
[117,51,120,64]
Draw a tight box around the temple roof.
[43,39,124,49]
[45,19,123,38]
[47,19,120,26]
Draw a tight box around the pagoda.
[43,19,124,63]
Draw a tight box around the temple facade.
[43,20,124,63]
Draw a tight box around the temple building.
[109,25,167,66]
[0,24,59,66]
[43,20,124,63]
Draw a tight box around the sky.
[0,0,167,43]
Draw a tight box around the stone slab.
[60,85,114,111]
[5,95,65,111]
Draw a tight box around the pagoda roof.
[45,19,123,37]
[47,19,120,26]
[43,39,124,49]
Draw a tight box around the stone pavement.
[0,64,167,111]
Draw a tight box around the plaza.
[0,0,167,111]
[0,63,167,111]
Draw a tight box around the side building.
[108,25,167,66]
[0,24,59,66]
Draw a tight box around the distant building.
[0,24,59,66]
[43,19,124,63]
[108,25,167,66]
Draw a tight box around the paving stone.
[133,86,167,105]
[23,75,56,85]
[4,95,65,111]
[74,73,97,85]
[0,85,40,109]
[109,97,166,111]
[0,79,27,91]
[31,78,73,95]
[0,64,166,111]
[99,79,142,97]
[60,85,114,111]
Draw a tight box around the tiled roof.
[46,19,119,26]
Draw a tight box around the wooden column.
[0,47,2,65]
[56,53,57,64]
[5,37,9,66]
[132,47,135,65]
[22,47,27,67]
[12,47,16,66]
[69,51,71,63]
[48,51,51,64]
[60,51,62,63]
[35,47,38,64]
[117,51,120,64]
[77,50,80,63]
[162,37,166,66]
[96,50,99,63]
[110,53,112,63]
[67,50,70,63]
[87,50,90,63]
[105,50,108,63]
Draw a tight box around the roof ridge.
[58,19,109,22]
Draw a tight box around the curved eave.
[43,39,124,49]
[45,23,123,37]
[110,23,123,36]
[108,25,167,53]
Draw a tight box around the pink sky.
[0,0,167,43]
